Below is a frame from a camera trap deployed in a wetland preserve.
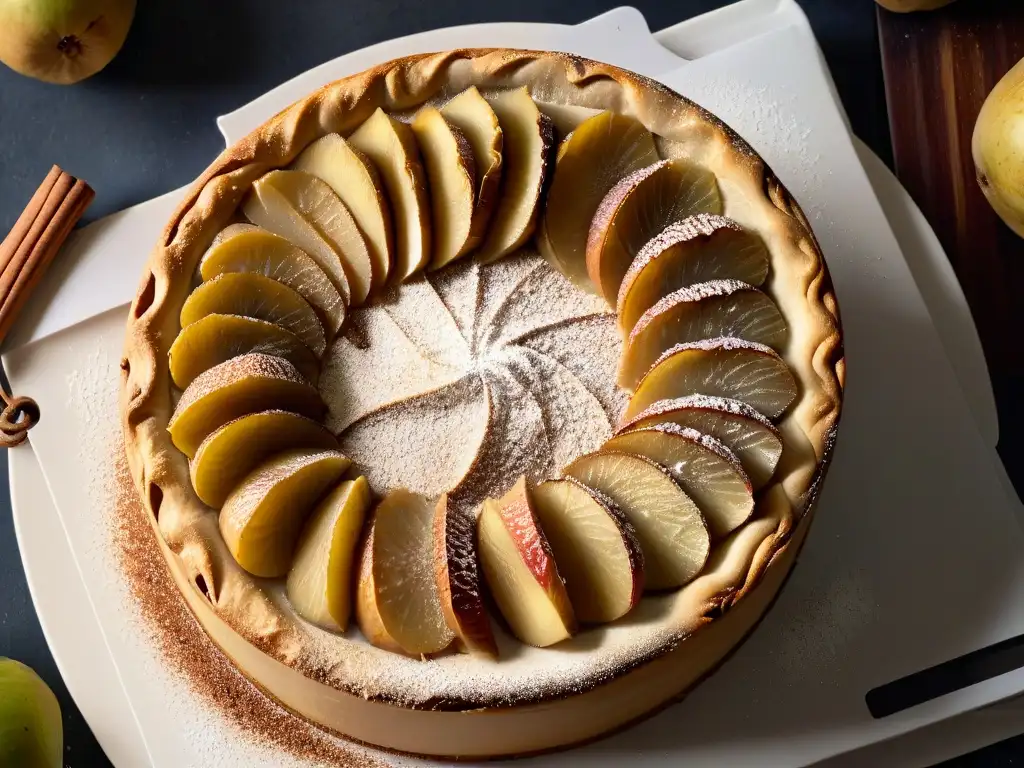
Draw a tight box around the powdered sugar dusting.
[321,251,624,517]
[622,394,779,436]
[651,335,780,370]
[618,213,744,306]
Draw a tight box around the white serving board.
[5,3,1022,767]
[14,136,1023,768]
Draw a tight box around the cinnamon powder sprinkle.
[111,448,388,768]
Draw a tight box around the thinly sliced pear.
[356,522,405,654]
[287,477,371,631]
[442,86,503,235]
[245,170,374,304]
[168,353,324,458]
[169,313,320,390]
[619,395,783,490]
[243,173,352,305]
[179,272,326,356]
[201,224,346,334]
[190,410,338,508]
[371,490,455,656]
[586,159,722,303]
[219,449,351,578]
[478,478,576,647]
[624,337,798,422]
[433,494,497,657]
[564,451,709,590]
[539,111,658,290]
[618,280,787,389]
[412,106,481,268]
[531,478,643,623]
[292,135,394,288]
[476,87,554,263]
[604,424,753,538]
[532,101,602,138]
[348,108,431,279]
[617,214,770,334]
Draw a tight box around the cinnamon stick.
[0,165,95,445]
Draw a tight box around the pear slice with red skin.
[219,449,351,578]
[476,87,554,263]
[586,159,722,304]
[617,214,770,334]
[247,170,375,304]
[478,477,577,647]
[201,224,346,335]
[604,423,753,538]
[564,451,709,590]
[433,494,498,657]
[292,134,394,289]
[539,111,658,290]
[618,395,783,490]
[168,353,325,458]
[412,106,482,269]
[190,410,338,509]
[624,337,798,422]
[530,478,644,623]
[169,313,320,390]
[371,490,455,656]
[179,272,326,357]
[348,108,431,280]
[287,477,371,631]
[618,280,787,390]
[441,86,503,238]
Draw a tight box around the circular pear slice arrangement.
[190,410,339,508]
[364,490,455,656]
[539,111,658,290]
[531,478,644,623]
[434,494,498,657]
[180,272,326,357]
[476,87,554,263]
[617,214,770,334]
[169,314,320,390]
[586,159,722,303]
[292,135,394,288]
[412,107,481,269]
[564,451,709,590]
[624,337,798,422]
[168,353,325,457]
[441,86,503,236]
[604,424,753,538]
[219,449,351,577]
[619,396,783,490]
[201,224,347,334]
[287,476,371,631]
[618,279,787,390]
[478,477,577,647]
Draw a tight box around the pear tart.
[121,50,843,760]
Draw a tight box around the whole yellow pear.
[875,0,956,11]
[0,658,62,768]
[973,57,1024,238]
[0,0,136,84]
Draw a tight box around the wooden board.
[877,2,1024,388]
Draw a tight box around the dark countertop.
[0,1,1019,765]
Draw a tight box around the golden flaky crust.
[120,49,843,755]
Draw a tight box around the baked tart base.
[121,49,843,758]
